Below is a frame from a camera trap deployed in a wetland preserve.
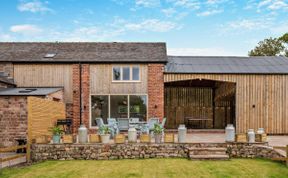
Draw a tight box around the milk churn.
[178,124,187,143]
[247,129,255,143]
[225,124,235,142]
[257,128,265,134]
[78,124,88,143]
[128,126,137,142]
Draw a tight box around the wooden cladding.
[90,64,148,95]
[27,97,66,142]
[164,73,288,134]
[13,64,73,103]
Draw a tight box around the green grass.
[0,159,287,178]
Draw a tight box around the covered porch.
[164,79,236,130]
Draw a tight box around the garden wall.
[31,142,284,162]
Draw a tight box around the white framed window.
[90,94,147,128]
[112,65,140,82]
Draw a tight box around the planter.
[89,134,100,143]
[62,135,73,144]
[255,133,267,142]
[164,133,174,143]
[235,133,247,142]
[154,134,162,144]
[100,134,110,144]
[140,134,151,143]
[114,134,125,144]
[52,135,61,144]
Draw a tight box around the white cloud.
[169,0,201,10]
[221,18,273,32]
[161,8,177,17]
[124,19,180,32]
[197,9,223,16]
[10,24,43,35]
[135,0,160,7]
[17,0,52,13]
[167,47,245,56]
[246,0,288,12]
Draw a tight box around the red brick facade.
[148,64,165,121]
[72,64,90,133]
[0,96,28,147]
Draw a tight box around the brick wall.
[0,96,27,147]
[148,64,164,120]
[72,64,90,133]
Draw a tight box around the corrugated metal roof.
[0,87,62,96]
[0,42,167,63]
[165,56,288,74]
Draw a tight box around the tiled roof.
[0,42,167,63]
[166,56,288,74]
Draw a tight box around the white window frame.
[112,65,141,82]
[90,94,148,129]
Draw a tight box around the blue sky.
[0,0,288,56]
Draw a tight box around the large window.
[90,95,147,127]
[110,95,128,118]
[112,66,140,81]
[91,95,109,127]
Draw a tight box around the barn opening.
[164,79,236,129]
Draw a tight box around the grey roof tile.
[0,87,62,96]
[0,42,167,63]
[166,56,288,74]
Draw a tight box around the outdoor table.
[185,117,212,129]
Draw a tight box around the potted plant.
[50,125,64,144]
[152,123,164,144]
[98,125,111,144]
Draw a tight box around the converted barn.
[164,56,288,134]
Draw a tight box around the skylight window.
[44,53,56,58]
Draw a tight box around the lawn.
[0,159,287,178]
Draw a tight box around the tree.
[248,33,288,57]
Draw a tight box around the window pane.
[110,95,128,118]
[129,95,147,121]
[132,67,139,80]
[122,67,130,80]
[91,95,109,126]
[113,67,121,80]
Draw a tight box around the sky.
[0,0,288,56]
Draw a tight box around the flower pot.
[154,134,162,144]
[100,134,110,144]
[53,135,61,144]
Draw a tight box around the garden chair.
[117,118,129,131]
[140,118,160,136]
[108,118,119,137]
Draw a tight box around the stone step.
[189,147,227,155]
[189,154,229,160]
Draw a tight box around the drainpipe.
[79,62,82,125]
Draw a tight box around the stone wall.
[30,142,284,162]
[0,96,28,147]
[0,62,14,78]
[31,143,190,161]
[227,143,284,159]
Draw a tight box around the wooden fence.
[27,97,66,161]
